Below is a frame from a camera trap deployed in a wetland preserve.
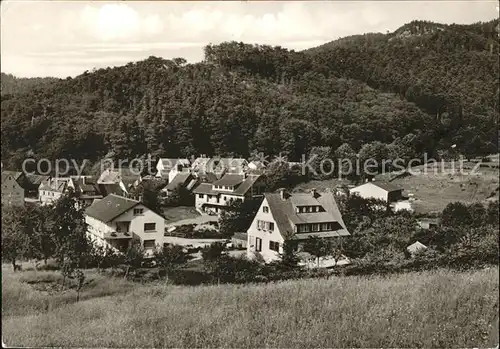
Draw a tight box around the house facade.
[160,172,198,198]
[23,174,50,198]
[192,174,265,215]
[155,158,191,182]
[247,189,350,263]
[67,176,103,208]
[85,194,165,257]
[1,172,25,206]
[38,177,70,205]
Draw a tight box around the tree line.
[2,19,497,171]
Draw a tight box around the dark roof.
[165,173,192,191]
[193,174,262,197]
[264,190,349,238]
[39,178,69,193]
[198,172,219,183]
[192,183,218,195]
[70,176,99,194]
[85,194,140,223]
[24,174,50,187]
[292,230,350,240]
[233,174,263,195]
[213,174,245,187]
[97,183,127,197]
[418,218,440,224]
[369,181,402,192]
[1,172,22,185]
[1,170,23,181]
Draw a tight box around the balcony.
[103,231,133,240]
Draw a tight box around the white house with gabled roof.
[84,194,165,257]
[247,188,350,263]
[192,173,265,215]
[156,158,191,182]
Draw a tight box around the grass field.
[3,265,498,348]
[162,206,200,223]
[378,163,499,214]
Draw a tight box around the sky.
[1,1,498,78]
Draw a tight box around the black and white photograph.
[1,0,499,347]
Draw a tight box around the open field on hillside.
[293,162,499,215]
[376,163,499,214]
[3,265,498,348]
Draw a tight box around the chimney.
[138,195,143,202]
[82,176,86,185]
[311,188,317,198]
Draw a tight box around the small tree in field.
[49,190,91,269]
[201,242,226,278]
[303,236,333,268]
[279,231,299,270]
[124,238,145,279]
[1,205,29,271]
[154,244,187,282]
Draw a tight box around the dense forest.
[1,19,498,170]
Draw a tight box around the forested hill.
[1,73,60,96]
[305,19,499,153]
[1,19,498,169]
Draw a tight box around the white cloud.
[79,3,162,42]
[1,1,497,78]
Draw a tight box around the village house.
[67,176,103,208]
[160,172,198,198]
[22,173,50,199]
[349,180,414,212]
[248,160,266,174]
[246,188,350,263]
[1,171,25,206]
[190,156,211,175]
[155,158,191,182]
[84,194,165,257]
[192,173,265,215]
[97,168,141,197]
[349,181,404,202]
[38,177,70,205]
[417,218,440,229]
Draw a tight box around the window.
[224,196,227,201]
[269,241,280,252]
[208,195,212,199]
[255,237,262,252]
[321,223,329,231]
[312,223,320,232]
[143,240,156,249]
[297,224,311,233]
[133,208,144,215]
[306,206,312,213]
[199,194,204,199]
[263,206,269,213]
[144,223,156,232]
[257,220,274,231]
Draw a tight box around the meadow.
[294,162,499,215]
[2,265,498,348]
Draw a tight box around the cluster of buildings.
[2,156,418,264]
